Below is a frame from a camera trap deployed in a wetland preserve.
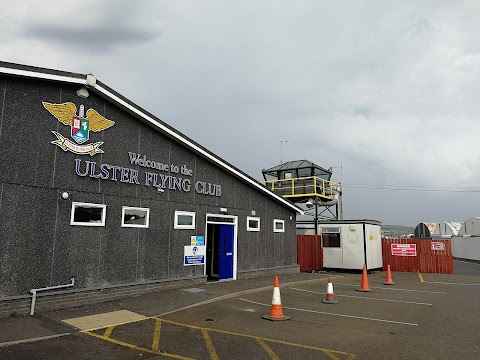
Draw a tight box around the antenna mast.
[280,140,288,163]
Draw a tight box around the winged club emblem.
[43,102,115,155]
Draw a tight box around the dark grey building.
[0,62,301,315]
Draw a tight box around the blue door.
[219,225,234,280]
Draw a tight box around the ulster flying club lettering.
[43,102,115,155]
[74,157,222,196]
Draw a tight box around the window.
[70,202,106,226]
[121,206,150,228]
[322,227,341,247]
[174,211,195,229]
[273,219,285,233]
[314,168,330,181]
[283,172,293,179]
[297,168,311,177]
[247,216,260,231]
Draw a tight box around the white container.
[297,219,382,270]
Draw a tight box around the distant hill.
[381,225,415,231]
[381,224,415,238]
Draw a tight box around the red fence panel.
[382,238,420,272]
[382,238,454,274]
[420,239,454,274]
[296,235,323,272]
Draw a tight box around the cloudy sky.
[2,1,480,226]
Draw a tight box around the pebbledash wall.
[0,62,301,317]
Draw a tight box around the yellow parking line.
[201,329,219,360]
[158,318,355,358]
[103,326,114,339]
[84,316,355,359]
[323,350,345,360]
[84,331,193,360]
[418,271,424,283]
[256,338,280,360]
[152,318,161,351]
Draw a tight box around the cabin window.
[283,172,293,179]
[322,227,341,247]
[121,206,150,228]
[70,202,106,226]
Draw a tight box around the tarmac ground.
[1,260,479,359]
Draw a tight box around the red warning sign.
[391,244,417,256]
[431,242,445,251]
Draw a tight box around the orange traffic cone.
[263,276,291,321]
[356,264,373,292]
[322,277,338,304]
[384,265,395,285]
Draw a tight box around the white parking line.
[424,281,480,286]
[0,333,71,347]
[333,282,447,294]
[238,298,418,326]
[290,287,433,305]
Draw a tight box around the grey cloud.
[19,0,164,52]
[23,24,158,52]
[6,1,480,226]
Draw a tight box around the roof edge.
[0,62,303,215]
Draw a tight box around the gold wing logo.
[43,102,115,155]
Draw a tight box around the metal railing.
[262,176,339,200]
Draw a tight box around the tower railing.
[262,176,339,200]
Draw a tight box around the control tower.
[262,160,343,229]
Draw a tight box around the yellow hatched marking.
[201,329,219,360]
[256,338,280,360]
[159,318,355,359]
[103,326,114,339]
[323,350,345,360]
[84,331,193,360]
[152,318,162,351]
[418,271,425,283]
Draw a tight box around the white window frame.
[70,202,106,227]
[174,210,196,229]
[121,206,150,228]
[273,219,285,233]
[247,216,260,232]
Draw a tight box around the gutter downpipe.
[30,277,75,316]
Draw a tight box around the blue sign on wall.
[184,255,205,265]
[184,245,206,266]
